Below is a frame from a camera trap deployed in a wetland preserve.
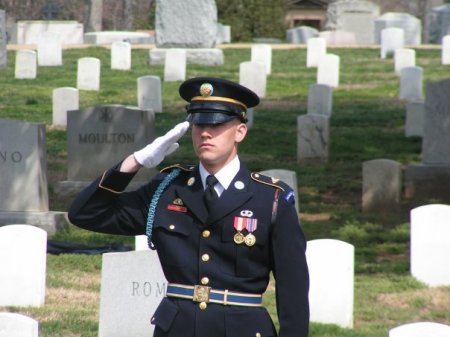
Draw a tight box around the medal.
[244,217,258,247]
[244,233,256,246]
[234,232,245,244]
[233,216,246,245]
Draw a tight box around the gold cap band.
[191,96,248,110]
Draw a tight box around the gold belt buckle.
[193,285,211,303]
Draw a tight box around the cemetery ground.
[1,45,450,336]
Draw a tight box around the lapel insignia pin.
[234,181,245,190]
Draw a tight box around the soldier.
[68,77,309,337]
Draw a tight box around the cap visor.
[188,112,237,125]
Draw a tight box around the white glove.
[134,121,190,168]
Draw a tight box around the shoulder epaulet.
[251,172,285,191]
[160,164,195,173]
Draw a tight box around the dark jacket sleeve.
[68,165,157,236]
[271,190,310,337]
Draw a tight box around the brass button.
[256,333,261,337]
[201,277,209,285]
[169,224,175,230]
[201,254,210,262]
[199,302,207,310]
[202,230,210,238]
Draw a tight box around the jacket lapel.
[206,164,253,225]
[174,168,209,224]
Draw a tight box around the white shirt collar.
[199,156,240,197]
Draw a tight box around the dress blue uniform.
[68,77,309,337]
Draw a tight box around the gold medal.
[244,233,256,247]
[233,232,245,244]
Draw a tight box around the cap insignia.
[199,83,213,97]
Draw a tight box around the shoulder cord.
[271,188,281,225]
[146,168,181,250]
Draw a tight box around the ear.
[235,123,247,143]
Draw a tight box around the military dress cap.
[179,77,260,124]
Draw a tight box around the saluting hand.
[134,121,190,168]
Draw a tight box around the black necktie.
[204,175,219,212]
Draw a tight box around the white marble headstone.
[389,321,450,337]
[394,48,416,74]
[239,61,266,98]
[137,75,162,113]
[297,114,329,163]
[111,41,131,70]
[307,239,354,328]
[0,312,38,337]
[307,37,327,68]
[399,66,423,101]
[0,225,47,307]
[362,159,402,212]
[15,50,37,79]
[77,57,101,91]
[52,87,79,127]
[37,32,62,66]
[410,204,450,286]
[381,27,405,59]
[98,250,167,337]
[317,54,340,88]
[164,49,186,82]
[442,35,450,65]
[251,44,272,75]
[307,83,333,116]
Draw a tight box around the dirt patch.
[378,287,450,311]
[300,213,332,222]
[337,83,379,91]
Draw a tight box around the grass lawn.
[0,44,449,336]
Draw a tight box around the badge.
[200,83,213,97]
[187,177,195,186]
[244,233,256,246]
[173,198,184,205]
[240,210,253,217]
[234,181,245,190]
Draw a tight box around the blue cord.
[146,168,181,249]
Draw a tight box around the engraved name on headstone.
[67,105,155,182]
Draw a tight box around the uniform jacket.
[68,162,309,337]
